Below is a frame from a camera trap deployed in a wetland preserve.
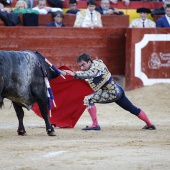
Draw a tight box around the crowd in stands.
[0,0,170,27]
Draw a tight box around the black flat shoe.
[82,125,101,131]
[142,125,156,130]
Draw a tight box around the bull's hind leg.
[12,102,26,136]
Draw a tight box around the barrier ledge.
[125,28,170,90]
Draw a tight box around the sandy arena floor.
[0,83,170,170]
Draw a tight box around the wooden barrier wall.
[0,27,126,75]
[125,28,170,90]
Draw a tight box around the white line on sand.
[43,151,67,158]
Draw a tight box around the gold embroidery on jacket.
[76,60,111,91]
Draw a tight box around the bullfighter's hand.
[64,70,76,76]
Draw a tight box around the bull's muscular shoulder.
[0,50,49,110]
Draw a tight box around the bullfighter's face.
[78,60,92,71]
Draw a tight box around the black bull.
[0,50,61,136]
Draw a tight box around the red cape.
[31,66,93,128]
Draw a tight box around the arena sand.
[0,83,170,170]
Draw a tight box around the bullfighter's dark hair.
[77,53,93,63]
[87,0,96,6]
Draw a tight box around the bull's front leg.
[12,102,26,136]
[37,99,56,136]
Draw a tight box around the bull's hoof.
[47,129,56,136]
[48,131,56,136]
[17,130,27,136]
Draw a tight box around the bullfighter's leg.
[12,102,26,136]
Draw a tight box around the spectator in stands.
[0,2,11,13]
[46,10,65,27]
[95,0,124,15]
[151,0,170,16]
[13,0,39,14]
[46,0,62,9]
[15,0,27,10]
[66,0,80,14]
[156,4,170,27]
[109,0,130,6]
[0,2,21,26]
[32,0,62,15]
[24,0,35,9]
[129,7,156,28]
[0,0,12,6]
[0,2,3,9]
[74,0,103,28]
